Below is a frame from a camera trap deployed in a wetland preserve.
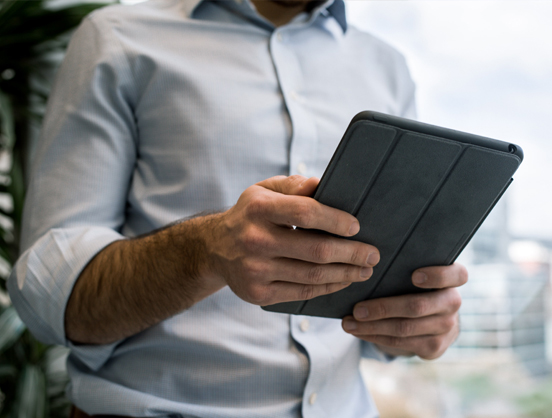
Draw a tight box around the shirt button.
[299,319,310,332]
[297,162,307,175]
[309,392,317,405]
[290,90,305,104]
[277,32,284,42]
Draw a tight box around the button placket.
[297,162,307,175]
[290,316,334,418]
[269,29,318,178]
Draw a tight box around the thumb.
[257,175,320,197]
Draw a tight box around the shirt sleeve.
[7,13,137,371]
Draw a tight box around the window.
[346,2,552,416]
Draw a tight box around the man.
[8,0,467,417]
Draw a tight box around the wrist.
[162,213,227,299]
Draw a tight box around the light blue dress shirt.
[8,0,416,416]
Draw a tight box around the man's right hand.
[207,175,380,306]
[65,175,379,344]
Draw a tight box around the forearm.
[65,214,225,345]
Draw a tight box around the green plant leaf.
[8,147,24,239]
[0,306,25,354]
[12,364,47,418]
[0,0,35,35]
[0,246,11,263]
[0,363,17,378]
[0,3,108,49]
[0,91,15,149]
[0,1,111,416]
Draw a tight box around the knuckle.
[441,315,457,333]
[332,213,342,235]
[423,337,444,359]
[342,265,357,282]
[306,265,325,285]
[450,290,462,312]
[458,264,469,285]
[396,319,414,337]
[300,285,316,300]
[294,202,315,227]
[443,288,462,314]
[311,241,333,263]
[246,284,270,305]
[242,258,267,279]
[371,301,387,319]
[349,245,365,265]
[241,227,270,254]
[325,282,344,295]
[407,296,429,317]
[245,193,271,218]
[326,282,347,295]
[287,174,305,187]
[281,175,306,194]
[387,336,402,348]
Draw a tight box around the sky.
[345,0,552,240]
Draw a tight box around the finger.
[243,280,353,306]
[249,177,360,237]
[351,288,462,321]
[267,281,353,304]
[273,228,380,267]
[267,194,360,237]
[253,257,373,286]
[342,313,456,338]
[257,175,320,197]
[234,217,378,267]
[412,263,468,289]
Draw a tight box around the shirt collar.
[181,0,348,33]
[325,0,347,33]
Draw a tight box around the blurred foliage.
[449,372,498,406]
[0,0,107,416]
[446,367,552,418]
[516,378,552,418]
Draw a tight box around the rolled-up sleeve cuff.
[8,226,125,370]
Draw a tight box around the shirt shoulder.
[83,0,189,33]
[345,25,416,117]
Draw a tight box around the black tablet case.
[262,111,523,319]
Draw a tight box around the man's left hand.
[341,263,467,360]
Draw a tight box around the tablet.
[262,111,523,318]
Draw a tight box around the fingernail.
[367,252,380,266]
[413,271,427,285]
[360,267,372,278]
[343,319,357,331]
[355,307,369,319]
[349,221,360,236]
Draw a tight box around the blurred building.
[446,200,551,376]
